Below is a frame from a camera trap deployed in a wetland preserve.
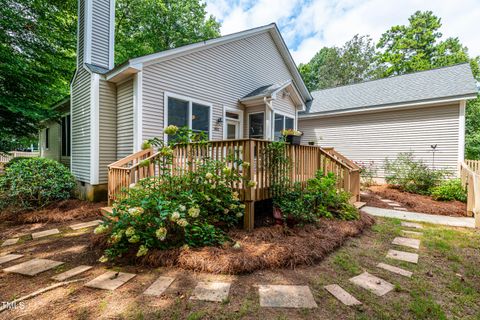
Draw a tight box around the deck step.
[100,207,113,216]
[354,202,366,209]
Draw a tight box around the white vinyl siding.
[117,79,134,158]
[99,79,117,183]
[91,0,111,68]
[299,104,461,177]
[71,67,92,181]
[142,32,294,142]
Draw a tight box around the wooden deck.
[108,139,360,229]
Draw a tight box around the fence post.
[243,139,255,231]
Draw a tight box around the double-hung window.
[166,94,211,141]
[273,113,295,141]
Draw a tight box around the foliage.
[431,179,467,202]
[115,0,220,64]
[98,127,246,260]
[377,11,479,78]
[384,152,447,195]
[299,35,383,91]
[356,161,378,187]
[0,157,76,210]
[281,129,302,136]
[466,95,480,160]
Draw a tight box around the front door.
[226,120,240,139]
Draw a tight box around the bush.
[431,179,467,202]
[0,158,76,210]
[384,152,447,195]
[4,156,30,169]
[357,160,378,187]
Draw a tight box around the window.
[45,128,49,149]
[166,95,211,140]
[61,115,71,156]
[273,113,295,141]
[249,113,264,139]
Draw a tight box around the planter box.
[285,135,302,145]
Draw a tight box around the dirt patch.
[93,213,375,274]
[4,199,105,224]
[363,185,467,217]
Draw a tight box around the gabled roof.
[104,23,312,102]
[240,80,306,110]
[301,63,478,117]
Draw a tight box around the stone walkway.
[361,206,475,228]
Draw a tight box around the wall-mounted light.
[217,117,223,124]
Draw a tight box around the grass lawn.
[1,217,479,320]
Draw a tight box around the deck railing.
[460,161,480,228]
[108,139,361,229]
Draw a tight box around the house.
[299,64,478,179]
[39,0,477,200]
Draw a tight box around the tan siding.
[99,80,117,183]
[71,68,91,181]
[299,104,461,176]
[273,92,297,119]
[91,0,111,68]
[142,32,294,141]
[117,79,134,158]
[39,122,61,161]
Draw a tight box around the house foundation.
[75,181,108,202]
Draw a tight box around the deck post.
[243,201,255,231]
[243,139,256,230]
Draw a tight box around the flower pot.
[285,135,302,145]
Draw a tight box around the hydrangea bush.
[97,127,247,261]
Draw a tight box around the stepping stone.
[1,238,19,247]
[190,281,231,302]
[324,284,362,306]
[31,229,60,239]
[401,222,423,229]
[402,230,423,237]
[258,285,317,308]
[51,265,92,281]
[388,203,401,207]
[380,199,394,203]
[143,276,175,297]
[392,237,420,250]
[85,271,136,290]
[377,262,412,278]
[349,272,394,296]
[69,220,102,230]
[4,258,64,276]
[386,249,418,264]
[394,207,407,211]
[0,254,23,265]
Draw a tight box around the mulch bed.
[92,212,375,274]
[362,185,467,217]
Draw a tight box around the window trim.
[163,92,213,142]
[272,111,296,140]
[223,106,244,139]
[247,111,265,139]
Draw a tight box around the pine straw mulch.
[92,212,374,274]
[363,185,467,217]
[4,199,105,223]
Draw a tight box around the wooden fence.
[460,161,480,228]
[108,139,360,229]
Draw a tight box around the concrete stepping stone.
[258,285,317,308]
[190,281,231,302]
[401,222,423,229]
[69,220,102,230]
[349,272,394,296]
[143,276,175,297]
[402,230,423,237]
[377,262,412,278]
[31,229,60,239]
[4,258,64,276]
[85,271,136,290]
[392,237,420,249]
[388,203,401,207]
[324,284,362,306]
[386,249,419,264]
[0,254,23,265]
[1,238,19,247]
[394,207,407,211]
[51,265,92,281]
[380,199,394,203]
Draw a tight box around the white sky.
[205,0,480,65]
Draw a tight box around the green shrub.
[431,179,467,202]
[357,160,378,187]
[4,156,30,169]
[384,152,447,195]
[0,158,76,210]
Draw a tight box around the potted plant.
[282,129,303,145]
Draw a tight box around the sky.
[205,0,480,65]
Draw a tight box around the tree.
[299,35,382,91]
[115,0,220,64]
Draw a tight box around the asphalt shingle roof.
[305,63,478,115]
[241,82,289,100]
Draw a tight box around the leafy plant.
[0,157,76,210]
[356,160,378,187]
[384,152,447,195]
[431,179,467,202]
